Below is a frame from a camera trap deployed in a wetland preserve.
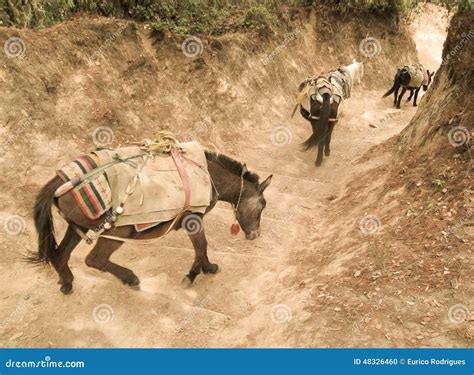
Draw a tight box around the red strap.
[171,148,191,210]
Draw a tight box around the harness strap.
[99,234,164,244]
[311,115,338,122]
[56,209,93,245]
[171,148,191,210]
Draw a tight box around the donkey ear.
[242,163,248,175]
[258,175,273,193]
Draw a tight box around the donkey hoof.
[202,263,219,274]
[60,283,73,295]
[181,276,193,289]
[124,275,140,287]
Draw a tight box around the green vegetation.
[0,0,471,31]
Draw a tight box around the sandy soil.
[2,5,468,348]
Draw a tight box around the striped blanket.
[56,154,112,220]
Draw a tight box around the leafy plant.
[432,178,446,192]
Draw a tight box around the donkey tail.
[382,83,396,98]
[31,177,62,264]
[302,93,331,150]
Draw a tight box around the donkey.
[383,64,434,108]
[299,60,364,166]
[31,151,272,294]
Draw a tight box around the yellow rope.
[132,131,180,155]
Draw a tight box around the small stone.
[354,270,361,278]
[334,307,341,312]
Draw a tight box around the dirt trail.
[0,7,451,348]
[0,91,421,348]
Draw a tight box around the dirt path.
[0,88,420,348]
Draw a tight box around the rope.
[132,131,180,155]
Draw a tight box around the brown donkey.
[32,151,272,294]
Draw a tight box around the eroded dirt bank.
[1,5,470,348]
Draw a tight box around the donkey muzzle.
[245,229,260,240]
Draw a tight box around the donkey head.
[423,70,435,91]
[236,168,272,240]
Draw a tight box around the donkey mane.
[205,150,260,183]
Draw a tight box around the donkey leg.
[393,85,400,106]
[182,224,218,287]
[413,88,420,106]
[406,90,413,101]
[396,88,406,109]
[51,225,82,294]
[85,238,140,287]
